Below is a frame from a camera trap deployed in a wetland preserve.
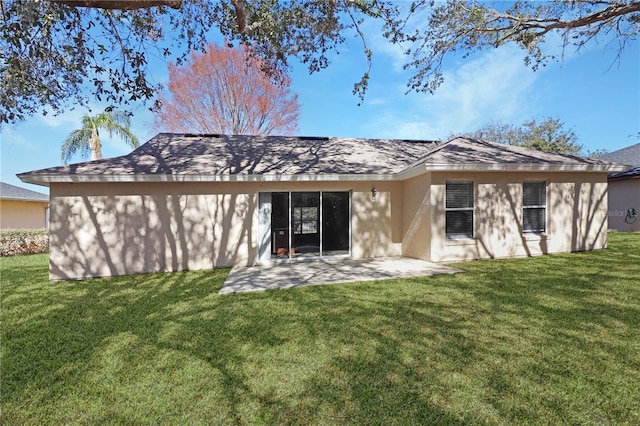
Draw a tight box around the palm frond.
[61,128,92,164]
[96,111,140,149]
[60,109,140,163]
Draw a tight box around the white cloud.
[368,45,541,140]
[368,33,408,74]
[37,106,91,128]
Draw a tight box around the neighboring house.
[0,182,49,229]
[597,143,640,232]
[19,133,626,280]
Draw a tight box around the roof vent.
[182,133,223,138]
[298,136,330,141]
[399,139,440,144]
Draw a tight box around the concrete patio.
[219,257,463,294]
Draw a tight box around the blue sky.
[1,18,639,194]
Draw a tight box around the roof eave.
[419,163,627,172]
[0,196,49,202]
[19,163,625,186]
[18,172,398,186]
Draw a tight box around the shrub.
[0,229,48,256]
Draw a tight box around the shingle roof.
[419,138,614,166]
[608,166,640,180]
[598,143,640,166]
[20,133,442,177]
[18,134,625,186]
[597,143,640,180]
[0,182,49,202]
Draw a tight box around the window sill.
[445,237,477,246]
[523,233,547,241]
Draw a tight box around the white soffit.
[19,163,626,187]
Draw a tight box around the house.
[597,143,640,232]
[0,182,49,229]
[18,133,626,280]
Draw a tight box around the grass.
[2,233,639,425]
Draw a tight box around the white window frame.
[522,181,547,234]
[445,181,475,239]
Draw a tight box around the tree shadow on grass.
[2,264,475,424]
[2,234,639,424]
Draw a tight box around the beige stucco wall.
[49,180,402,280]
[48,171,611,280]
[607,179,640,232]
[401,173,431,260]
[0,199,48,229]
[428,172,609,262]
[49,182,257,280]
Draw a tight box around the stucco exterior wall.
[47,171,611,280]
[429,172,609,262]
[49,182,257,280]
[49,180,401,280]
[0,199,48,229]
[607,179,640,231]
[401,173,431,260]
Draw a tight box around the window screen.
[446,182,474,239]
[523,181,546,233]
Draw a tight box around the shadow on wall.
[49,185,255,280]
[429,174,607,262]
[571,181,608,251]
[475,181,547,259]
[350,189,400,259]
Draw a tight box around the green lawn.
[2,233,639,425]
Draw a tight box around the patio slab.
[220,257,463,294]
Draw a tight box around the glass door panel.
[291,192,320,257]
[261,191,350,262]
[271,192,289,259]
[322,192,350,256]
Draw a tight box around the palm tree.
[61,110,139,164]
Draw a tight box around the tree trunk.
[48,0,182,9]
[90,128,102,161]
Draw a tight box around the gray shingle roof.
[420,138,613,166]
[598,143,640,166]
[597,143,640,180]
[18,134,624,185]
[608,166,640,180]
[1,182,48,202]
[19,134,442,177]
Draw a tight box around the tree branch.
[486,1,640,36]
[49,0,181,10]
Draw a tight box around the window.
[446,181,474,239]
[523,181,546,233]
[293,206,318,234]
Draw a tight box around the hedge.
[0,229,48,256]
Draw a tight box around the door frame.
[257,190,352,264]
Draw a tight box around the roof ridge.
[471,137,620,164]
[398,137,456,172]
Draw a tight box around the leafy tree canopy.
[461,117,584,155]
[2,0,639,124]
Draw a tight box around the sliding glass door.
[271,192,290,258]
[321,192,350,256]
[291,192,321,257]
[259,191,350,262]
